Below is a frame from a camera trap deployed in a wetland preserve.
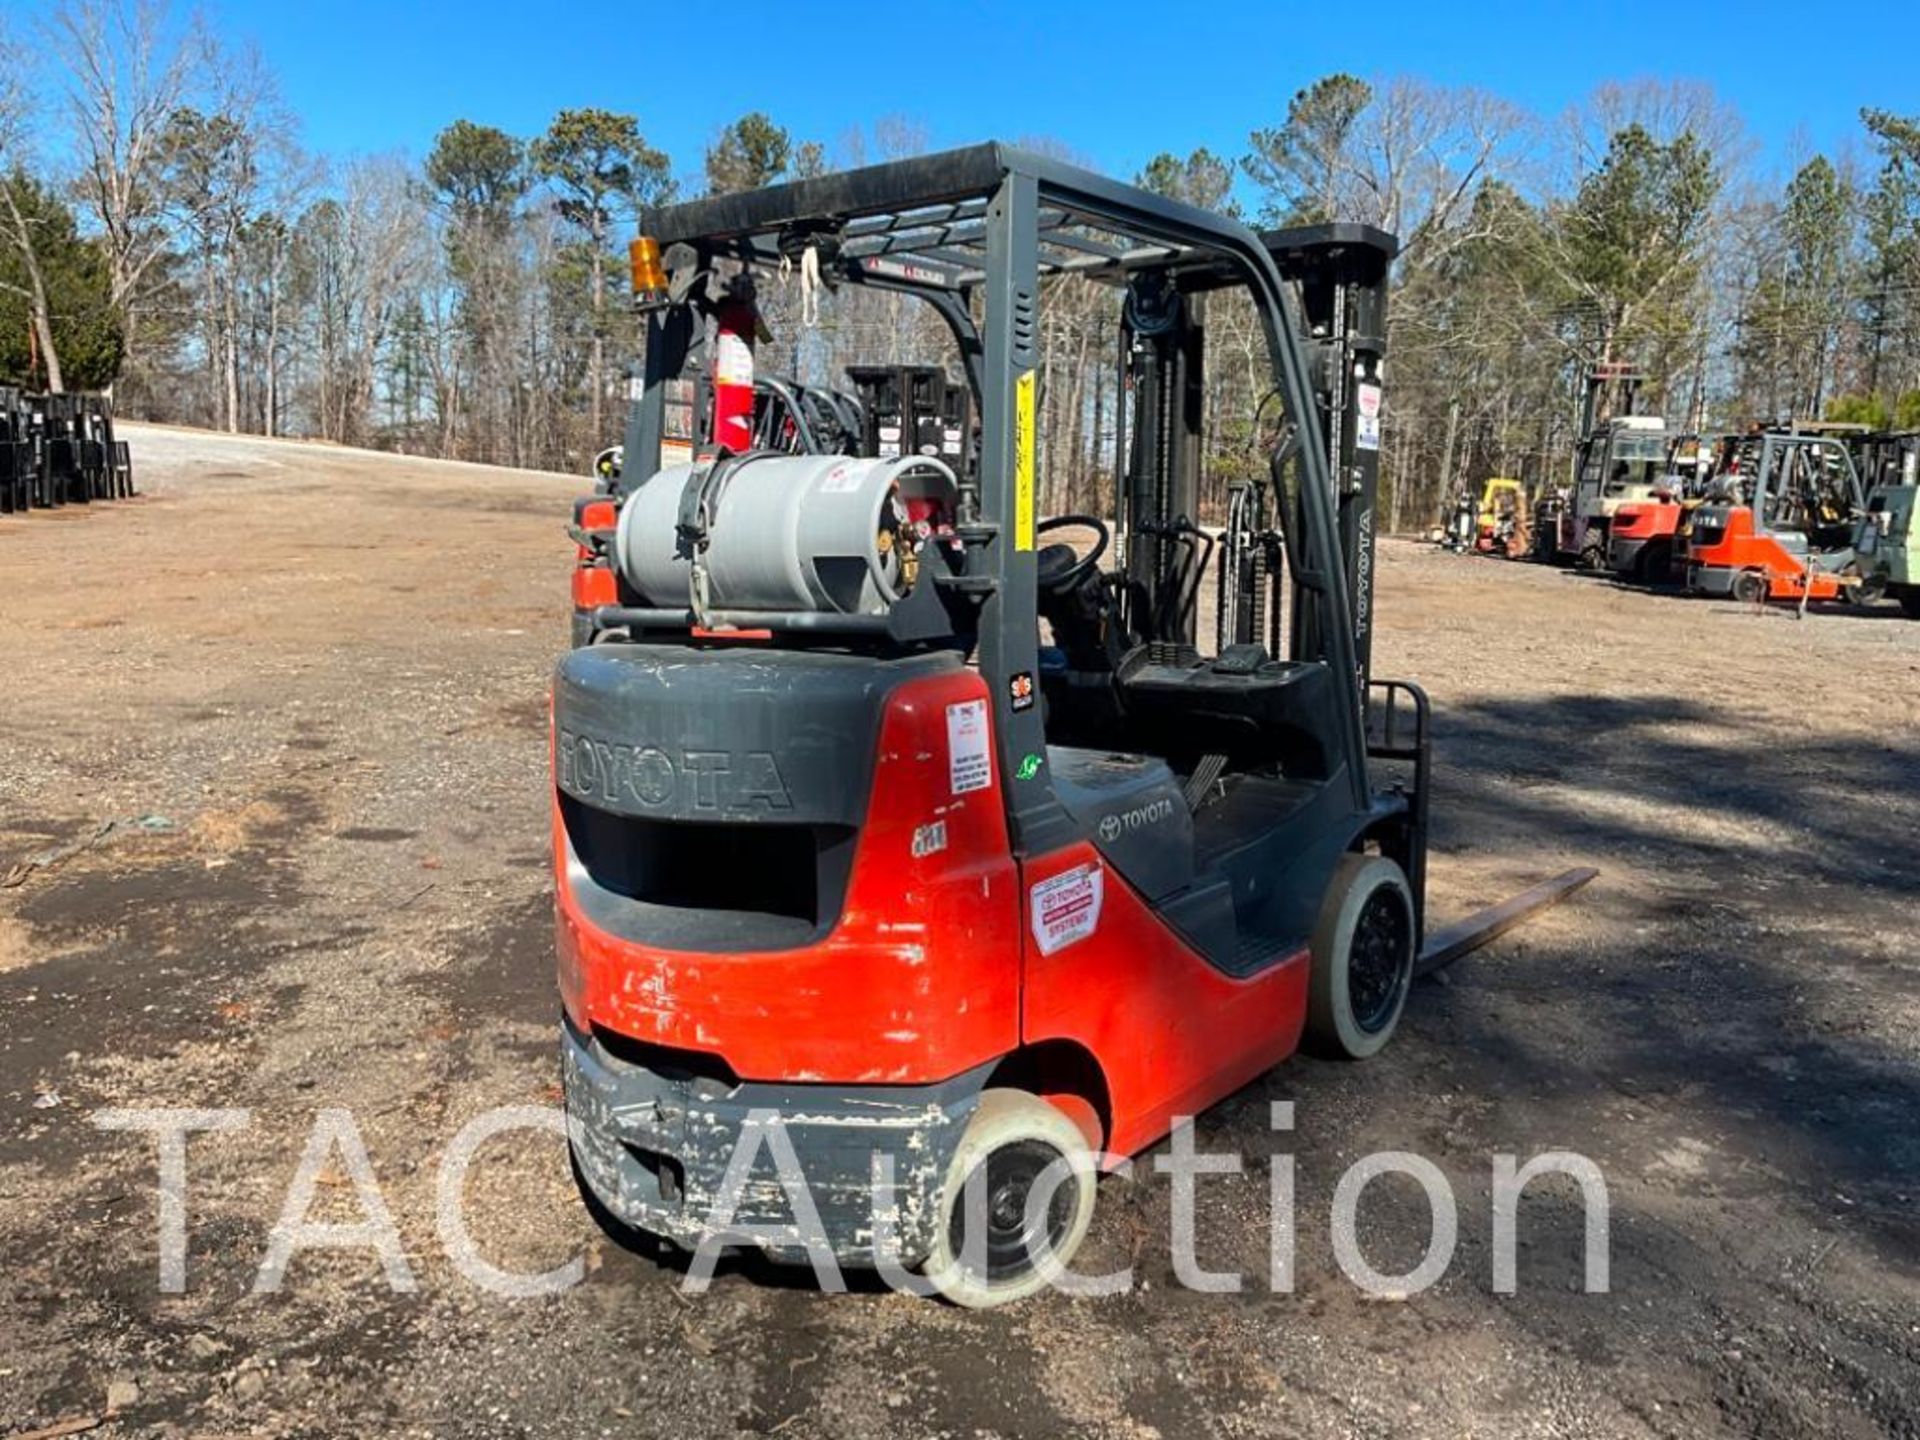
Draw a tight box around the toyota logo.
[1097,814,1122,843]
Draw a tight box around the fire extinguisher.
[710,275,758,454]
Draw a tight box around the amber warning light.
[629,236,667,303]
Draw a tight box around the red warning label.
[1030,864,1104,956]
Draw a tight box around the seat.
[1112,645,1335,779]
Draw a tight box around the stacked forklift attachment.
[0,388,134,515]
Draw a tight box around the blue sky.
[30,0,1920,189]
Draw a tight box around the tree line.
[3,4,1919,529]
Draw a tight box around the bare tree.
[156,41,299,430]
[1345,79,1529,266]
[0,20,66,390]
[51,0,210,393]
[290,154,429,445]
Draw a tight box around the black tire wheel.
[1640,540,1672,586]
[919,1089,1096,1308]
[1306,853,1416,1061]
[1733,569,1769,606]
[1898,586,1920,619]
[1578,535,1606,571]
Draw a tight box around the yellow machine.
[1474,478,1529,557]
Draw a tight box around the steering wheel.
[1035,514,1112,590]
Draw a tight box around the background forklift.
[1854,431,1918,616]
[1534,366,1667,568]
[1606,431,1723,584]
[554,145,1581,1305]
[1439,477,1526,557]
[1473,477,1529,557]
[1687,429,1863,605]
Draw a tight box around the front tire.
[1306,853,1416,1061]
[920,1089,1096,1308]
[1733,569,1769,606]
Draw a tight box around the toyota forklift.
[1687,428,1863,605]
[553,145,1575,1305]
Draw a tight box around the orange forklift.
[555,145,1591,1306]
[1686,429,1863,604]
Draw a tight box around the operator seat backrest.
[1111,644,1336,782]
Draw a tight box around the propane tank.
[615,453,959,616]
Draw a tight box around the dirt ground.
[2,424,1917,1439]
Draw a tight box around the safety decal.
[1008,670,1035,712]
[1015,752,1043,781]
[1356,382,1383,452]
[946,699,992,795]
[714,331,753,386]
[817,462,861,494]
[1014,369,1037,550]
[1031,864,1103,956]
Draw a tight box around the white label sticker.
[714,331,753,386]
[1031,864,1103,956]
[946,700,991,795]
[1356,413,1381,452]
[1357,382,1382,419]
[817,462,861,494]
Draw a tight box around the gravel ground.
[1,423,1917,1439]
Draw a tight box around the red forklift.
[1687,428,1863,604]
[1607,432,1720,584]
[555,146,1575,1305]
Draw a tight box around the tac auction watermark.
[89,1102,1611,1302]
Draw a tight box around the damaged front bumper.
[562,1017,985,1268]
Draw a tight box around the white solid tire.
[1306,852,1416,1061]
[920,1089,1096,1308]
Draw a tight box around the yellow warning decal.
[1014,368,1036,551]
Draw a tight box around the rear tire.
[1898,586,1920,619]
[919,1089,1096,1308]
[1641,539,1672,586]
[1733,569,1769,606]
[1306,853,1416,1061]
